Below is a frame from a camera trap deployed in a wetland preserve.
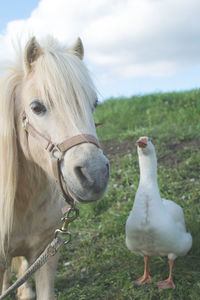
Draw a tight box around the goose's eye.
[30,100,47,115]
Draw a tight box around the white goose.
[126,136,192,289]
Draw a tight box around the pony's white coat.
[0,36,109,300]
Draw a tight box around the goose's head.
[136,136,155,155]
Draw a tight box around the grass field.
[53,90,200,300]
[7,90,200,299]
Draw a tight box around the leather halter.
[22,112,100,207]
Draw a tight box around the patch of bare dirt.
[157,139,200,166]
[102,138,135,162]
[102,138,200,166]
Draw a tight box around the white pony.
[0,36,109,300]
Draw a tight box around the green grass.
[94,89,200,144]
[55,90,200,300]
[53,89,200,299]
[7,90,200,299]
[55,153,200,299]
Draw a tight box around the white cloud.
[1,0,200,96]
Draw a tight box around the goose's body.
[126,194,192,259]
[125,137,192,289]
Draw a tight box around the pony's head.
[18,36,109,202]
[0,36,109,252]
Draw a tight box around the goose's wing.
[162,198,186,231]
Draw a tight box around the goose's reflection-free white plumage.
[125,137,192,289]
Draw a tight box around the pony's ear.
[68,37,84,60]
[24,37,43,72]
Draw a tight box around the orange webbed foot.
[157,278,176,290]
[134,273,152,285]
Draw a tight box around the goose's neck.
[138,152,158,187]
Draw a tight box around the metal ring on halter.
[49,144,63,160]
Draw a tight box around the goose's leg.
[157,259,176,290]
[134,255,152,285]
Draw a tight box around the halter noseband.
[22,112,100,207]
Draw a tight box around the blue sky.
[0,0,200,100]
[0,1,39,33]
[102,65,200,99]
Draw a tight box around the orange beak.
[136,137,148,148]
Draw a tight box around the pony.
[0,36,109,300]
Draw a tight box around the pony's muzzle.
[62,146,110,202]
[74,163,109,192]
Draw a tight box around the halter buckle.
[47,143,63,160]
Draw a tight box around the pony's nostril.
[74,166,94,187]
[74,161,109,193]
[74,166,85,182]
[106,163,110,174]
[103,163,110,179]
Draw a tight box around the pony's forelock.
[32,37,97,134]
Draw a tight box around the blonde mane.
[0,36,97,254]
[32,37,97,133]
[0,64,22,253]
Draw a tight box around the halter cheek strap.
[22,112,100,206]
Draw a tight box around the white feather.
[126,137,192,261]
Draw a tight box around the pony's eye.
[30,100,47,115]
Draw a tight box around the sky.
[0,0,200,100]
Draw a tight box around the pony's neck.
[15,145,51,213]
